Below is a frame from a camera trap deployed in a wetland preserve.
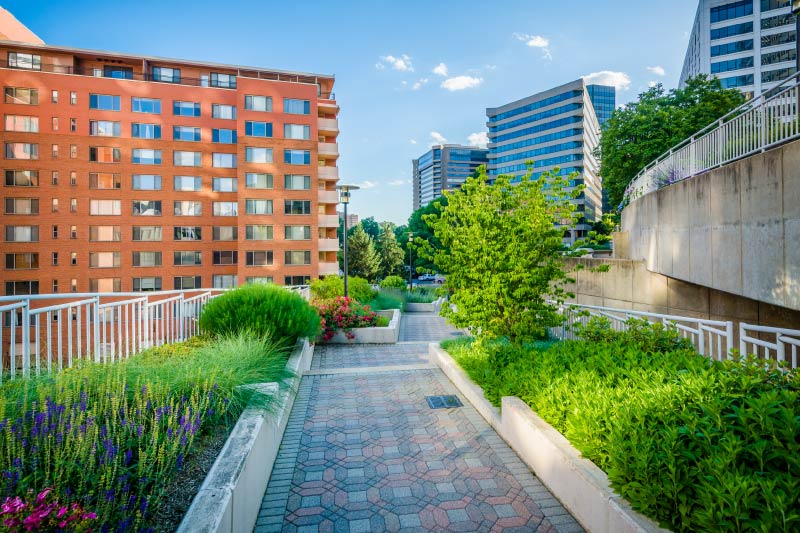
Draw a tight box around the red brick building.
[1,12,340,296]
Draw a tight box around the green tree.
[424,165,579,343]
[357,216,380,240]
[376,222,405,278]
[407,194,449,273]
[346,225,380,281]
[600,75,744,210]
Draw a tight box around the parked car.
[418,273,435,282]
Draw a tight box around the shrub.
[199,283,319,345]
[380,275,407,289]
[315,297,380,341]
[368,289,404,311]
[574,316,694,353]
[309,275,376,304]
[404,287,438,304]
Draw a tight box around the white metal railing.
[552,302,800,370]
[0,285,310,382]
[622,72,800,209]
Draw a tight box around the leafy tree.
[358,216,380,240]
[424,165,579,343]
[407,194,449,273]
[600,75,744,210]
[346,225,380,281]
[376,222,405,278]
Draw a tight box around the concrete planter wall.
[405,297,445,313]
[428,343,668,533]
[178,338,314,533]
[326,309,400,344]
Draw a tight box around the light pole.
[408,232,414,291]
[793,1,800,76]
[336,184,359,298]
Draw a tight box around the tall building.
[586,84,616,128]
[486,78,609,242]
[680,0,797,98]
[412,144,488,210]
[338,210,359,228]
[1,19,340,296]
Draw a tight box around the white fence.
[0,286,310,382]
[552,302,800,370]
[622,72,800,209]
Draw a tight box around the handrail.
[621,71,800,210]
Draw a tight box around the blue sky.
[7,0,698,224]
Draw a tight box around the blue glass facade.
[412,145,488,209]
[586,85,616,128]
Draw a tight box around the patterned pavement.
[399,313,465,342]
[255,313,582,533]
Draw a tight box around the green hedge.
[379,275,407,289]
[199,283,319,345]
[309,275,376,304]
[443,319,800,532]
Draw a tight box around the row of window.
[710,0,752,24]
[4,197,313,216]
[711,56,755,73]
[490,90,583,122]
[491,140,583,165]
[3,143,313,166]
[493,128,583,154]
[4,224,319,242]
[710,21,753,41]
[488,103,584,134]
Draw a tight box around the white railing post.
[776,333,786,365]
[725,321,734,360]
[21,299,30,378]
[93,296,101,363]
[739,323,748,358]
[178,292,185,341]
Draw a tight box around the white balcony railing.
[319,166,339,180]
[318,190,339,204]
[318,142,338,157]
[318,238,340,252]
[622,72,800,210]
[318,117,339,133]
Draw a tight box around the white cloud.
[441,75,483,91]
[410,139,418,145]
[412,78,429,90]
[377,54,413,72]
[467,132,489,149]
[582,70,632,91]
[429,131,448,146]
[432,62,448,76]
[389,179,409,186]
[646,65,666,77]
[513,33,552,60]
[648,80,658,88]
[357,180,378,189]
[485,64,497,70]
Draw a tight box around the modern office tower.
[412,144,489,210]
[586,84,616,128]
[1,18,340,295]
[680,0,797,98]
[486,78,608,242]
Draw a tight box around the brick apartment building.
[0,9,340,296]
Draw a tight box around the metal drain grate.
[425,395,463,409]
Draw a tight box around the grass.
[404,287,438,304]
[367,289,404,311]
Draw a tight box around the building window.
[70,279,77,292]
[132,97,161,114]
[174,101,201,117]
[5,252,39,270]
[89,199,121,216]
[245,199,272,215]
[761,30,796,49]
[284,200,311,215]
[5,280,39,295]
[70,225,77,239]
[174,251,202,266]
[245,121,272,137]
[132,251,162,267]
[132,174,162,190]
[762,12,795,30]
[762,66,797,83]
[51,198,59,212]
[284,98,310,115]
[761,0,790,12]
[52,225,58,239]
[5,170,38,187]
[212,128,237,143]
[212,251,238,265]
[52,171,58,185]
[70,118,76,132]
[245,173,272,189]
[132,226,162,241]
[211,104,236,119]
[70,198,77,212]
[89,226,121,242]
[210,73,236,88]
[212,275,237,289]
[212,153,237,168]
[285,225,311,240]
[173,126,201,142]
[245,95,272,112]
[8,52,42,70]
[131,123,162,139]
[173,151,202,166]
[4,225,39,242]
[711,39,754,57]
[52,144,59,159]
[70,92,77,105]
[284,149,311,165]
[133,277,162,292]
[284,174,311,190]
[285,250,311,266]
[151,66,180,83]
[4,87,38,105]
[89,173,121,189]
[762,48,797,66]
[720,73,755,88]
[174,276,202,290]
[711,56,755,74]
[711,21,753,40]
[89,146,121,163]
[212,177,237,192]
[132,149,162,165]
[89,252,121,268]
[103,65,133,79]
[173,175,202,191]
[89,94,121,111]
[284,276,310,286]
[246,276,273,284]
[173,201,202,216]
[89,120,121,137]
[212,201,238,216]
[4,197,39,215]
[52,252,58,265]
[710,0,753,23]
[4,115,38,132]
[132,200,162,216]
[245,147,272,163]
[174,226,202,241]
[284,124,310,140]
[70,145,77,159]
[52,90,58,103]
[4,142,39,160]
[213,226,238,241]
[52,117,58,131]
[71,252,77,265]
[89,278,122,293]
[52,280,58,293]
[246,251,273,266]
[245,225,273,240]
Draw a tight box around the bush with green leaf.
[368,289,404,311]
[574,316,694,353]
[199,283,319,345]
[380,275,407,289]
[404,287,438,304]
[309,275,376,303]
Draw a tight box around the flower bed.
[315,296,388,341]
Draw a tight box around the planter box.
[405,297,445,313]
[326,309,400,344]
[428,343,668,533]
[178,338,314,533]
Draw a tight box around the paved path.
[256,314,582,533]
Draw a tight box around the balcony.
[319,166,339,180]
[319,262,340,276]
[319,238,340,252]
[318,118,339,134]
[318,98,339,112]
[318,190,339,204]
[318,214,339,227]
[318,143,339,159]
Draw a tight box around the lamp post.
[408,232,414,291]
[336,184,359,298]
[793,1,800,76]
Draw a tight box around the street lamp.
[408,232,414,291]
[793,1,800,75]
[336,184,360,298]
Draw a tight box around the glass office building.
[587,84,616,128]
[412,145,488,210]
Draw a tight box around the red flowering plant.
[1,487,97,532]
[314,296,380,341]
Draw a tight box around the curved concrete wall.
[620,139,800,312]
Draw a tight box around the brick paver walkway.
[399,312,465,342]
[255,313,582,533]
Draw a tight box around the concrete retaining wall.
[178,338,314,533]
[327,309,401,343]
[429,343,667,533]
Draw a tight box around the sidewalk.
[255,313,582,533]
